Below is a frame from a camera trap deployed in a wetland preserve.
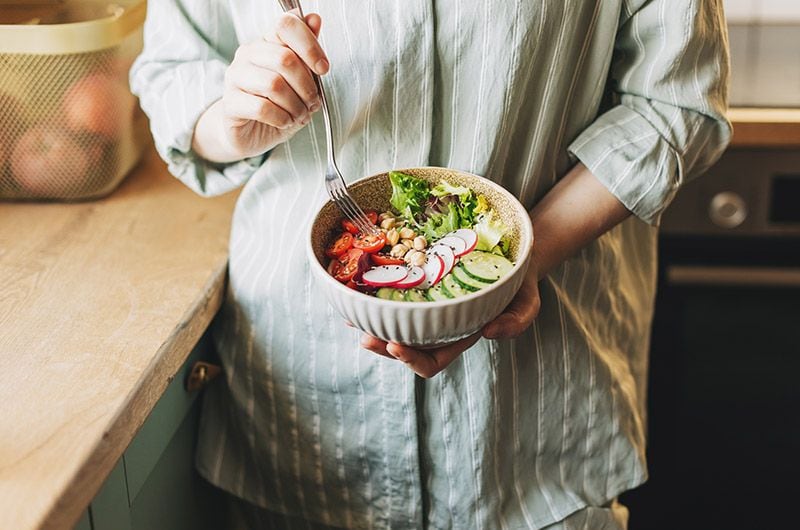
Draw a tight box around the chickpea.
[380,217,396,230]
[378,212,394,221]
[412,235,427,251]
[400,238,415,249]
[404,249,421,264]
[409,251,427,267]
[389,244,408,258]
[386,228,400,246]
[398,227,415,240]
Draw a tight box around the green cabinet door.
[74,510,92,530]
[90,459,131,530]
[129,400,224,530]
[81,332,226,530]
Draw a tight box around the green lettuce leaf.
[389,171,430,220]
[474,209,511,253]
[431,179,478,228]
[474,194,489,215]
[421,202,461,240]
[431,180,471,199]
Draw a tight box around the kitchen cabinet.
[78,333,225,530]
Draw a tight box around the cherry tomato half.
[370,253,405,266]
[332,248,365,283]
[353,232,387,254]
[341,210,379,234]
[325,231,353,258]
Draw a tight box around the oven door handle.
[666,265,800,287]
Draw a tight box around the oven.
[622,149,800,529]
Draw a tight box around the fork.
[277,0,379,236]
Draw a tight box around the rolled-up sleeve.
[568,0,732,226]
[130,1,265,196]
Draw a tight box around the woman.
[131,1,730,528]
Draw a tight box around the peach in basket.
[308,167,534,348]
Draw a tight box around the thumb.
[482,288,541,339]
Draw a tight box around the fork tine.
[340,195,370,231]
[331,185,370,234]
[330,185,357,218]
[348,199,377,235]
[327,171,378,236]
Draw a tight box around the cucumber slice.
[460,251,514,283]
[452,263,491,292]
[391,289,407,302]
[404,289,427,302]
[376,287,395,300]
[439,278,454,298]
[426,282,453,301]
[442,274,470,298]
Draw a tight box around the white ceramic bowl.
[307,167,534,347]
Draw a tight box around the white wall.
[724,0,800,23]
[725,0,800,106]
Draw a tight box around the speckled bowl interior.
[311,167,528,268]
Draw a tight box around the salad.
[324,171,515,301]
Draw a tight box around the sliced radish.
[448,228,478,255]
[418,254,445,289]
[428,244,456,276]
[362,265,408,287]
[436,235,469,257]
[393,266,425,289]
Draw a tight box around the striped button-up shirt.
[130,1,731,528]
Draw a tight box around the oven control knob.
[709,191,747,229]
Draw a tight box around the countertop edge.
[729,107,800,147]
[40,261,229,530]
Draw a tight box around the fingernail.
[300,113,310,124]
[386,343,403,360]
[310,100,321,112]
[315,58,329,74]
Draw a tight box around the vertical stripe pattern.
[130,0,731,528]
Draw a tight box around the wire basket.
[0,0,147,201]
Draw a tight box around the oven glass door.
[623,236,800,529]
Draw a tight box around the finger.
[269,12,329,75]
[305,13,322,37]
[224,90,293,129]
[360,334,394,359]
[242,41,319,111]
[228,64,309,122]
[387,332,482,378]
[482,285,541,339]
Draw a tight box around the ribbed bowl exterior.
[308,167,534,347]
[311,252,531,347]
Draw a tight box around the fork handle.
[277,0,336,169]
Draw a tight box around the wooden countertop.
[729,107,800,147]
[0,147,238,530]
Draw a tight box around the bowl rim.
[306,166,535,308]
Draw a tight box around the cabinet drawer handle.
[186,361,221,392]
